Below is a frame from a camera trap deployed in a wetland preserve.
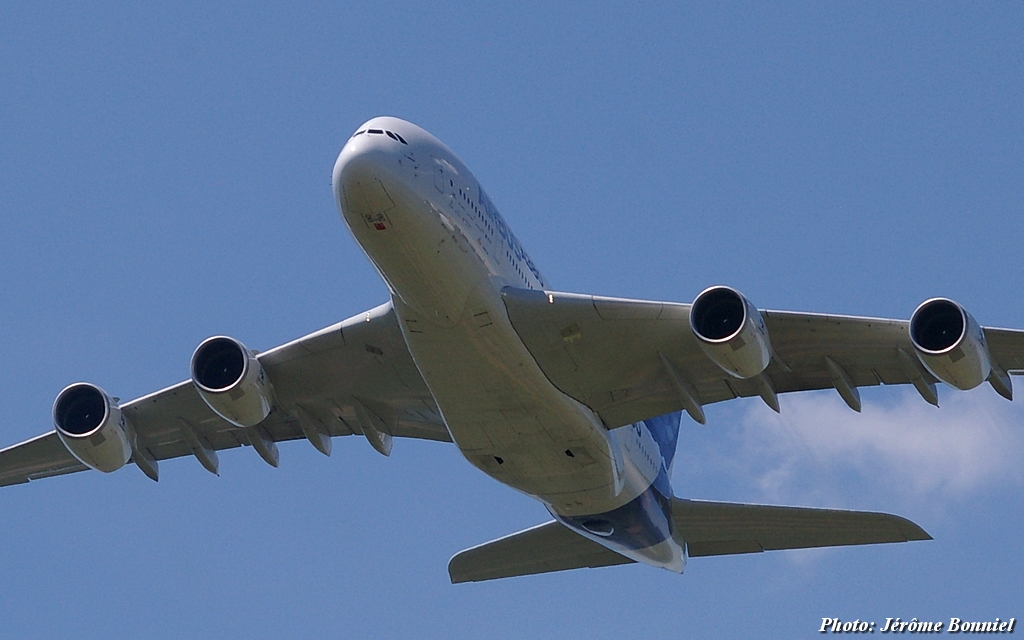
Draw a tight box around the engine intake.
[191,336,275,427]
[690,286,772,379]
[53,383,133,473]
[909,298,991,391]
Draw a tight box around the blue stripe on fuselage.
[554,411,682,553]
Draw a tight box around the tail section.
[448,499,930,583]
[448,520,633,584]
[672,498,931,557]
[644,410,681,471]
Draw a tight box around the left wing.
[502,288,1024,429]
[0,301,448,487]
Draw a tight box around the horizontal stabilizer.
[449,500,930,583]
[672,498,931,557]
[448,520,633,584]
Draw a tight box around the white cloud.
[724,386,1024,510]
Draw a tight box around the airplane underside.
[13,114,1012,583]
[336,127,687,572]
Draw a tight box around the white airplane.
[3,116,1023,582]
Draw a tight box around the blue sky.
[1,3,1022,638]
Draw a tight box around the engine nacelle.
[53,383,133,473]
[191,336,274,427]
[910,298,991,391]
[690,286,772,379]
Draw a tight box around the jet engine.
[191,336,275,427]
[909,298,991,390]
[690,286,772,379]
[53,383,133,473]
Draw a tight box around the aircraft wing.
[0,432,88,486]
[502,288,1024,429]
[0,301,447,487]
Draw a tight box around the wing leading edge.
[447,500,930,583]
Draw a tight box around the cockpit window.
[351,128,408,145]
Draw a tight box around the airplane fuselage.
[333,117,684,572]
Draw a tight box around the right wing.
[0,301,447,487]
[0,432,87,486]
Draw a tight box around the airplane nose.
[332,131,404,221]
[334,135,393,193]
